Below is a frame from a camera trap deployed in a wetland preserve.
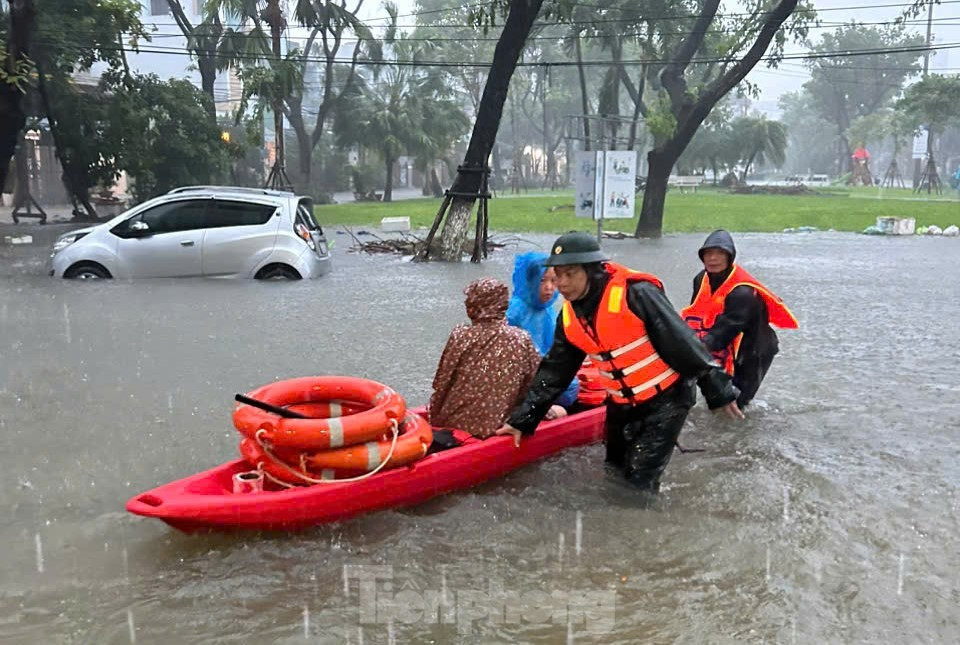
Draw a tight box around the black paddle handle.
[235,393,309,419]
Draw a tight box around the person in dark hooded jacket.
[495,233,742,494]
[681,230,798,408]
[507,251,579,412]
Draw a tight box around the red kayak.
[126,406,606,532]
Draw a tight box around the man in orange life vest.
[496,232,743,493]
[681,230,798,409]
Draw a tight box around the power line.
[70,15,960,45]
[34,35,960,69]
[127,0,960,31]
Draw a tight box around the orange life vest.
[680,264,798,375]
[561,263,681,405]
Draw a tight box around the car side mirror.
[129,220,151,237]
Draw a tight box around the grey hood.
[698,229,737,262]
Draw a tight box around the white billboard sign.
[912,129,929,159]
[600,150,637,219]
[574,151,597,219]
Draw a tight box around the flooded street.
[2,226,959,643]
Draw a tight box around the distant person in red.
[850,144,873,186]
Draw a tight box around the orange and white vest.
[561,263,680,405]
[681,264,798,374]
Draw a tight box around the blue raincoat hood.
[507,251,559,355]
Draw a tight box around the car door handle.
[180,240,195,247]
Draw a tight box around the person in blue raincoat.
[507,251,579,418]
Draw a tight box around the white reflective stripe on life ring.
[365,442,381,471]
[328,417,344,448]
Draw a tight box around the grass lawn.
[315,186,960,234]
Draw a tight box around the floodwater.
[1,224,959,643]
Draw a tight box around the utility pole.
[914,0,935,188]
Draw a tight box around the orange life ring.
[303,411,433,473]
[239,411,433,484]
[285,401,370,418]
[233,376,405,451]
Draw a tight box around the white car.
[49,186,332,279]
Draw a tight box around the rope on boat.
[254,419,400,486]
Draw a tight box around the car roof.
[167,185,306,202]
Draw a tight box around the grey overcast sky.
[353,0,960,117]
[751,0,960,115]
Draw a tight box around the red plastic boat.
[126,406,606,532]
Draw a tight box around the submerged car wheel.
[64,263,112,280]
[255,264,301,280]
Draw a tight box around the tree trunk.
[421,168,432,196]
[636,149,673,238]
[545,146,556,189]
[286,105,312,193]
[383,155,394,202]
[36,68,97,219]
[742,152,757,183]
[296,135,312,192]
[634,0,798,238]
[624,66,647,151]
[576,37,591,151]
[198,57,218,120]
[434,0,545,261]
[430,167,443,197]
[0,0,37,193]
[12,143,29,208]
[492,143,503,181]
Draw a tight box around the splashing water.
[35,533,44,573]
[575,510,583,555]
[897,553,905,596]
[765,546,772,583]
[63,303,71,344]
[558,532,565,570]
[303,606,310,638]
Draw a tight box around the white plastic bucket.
[232,470,264,494]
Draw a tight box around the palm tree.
[216,0,380,191]
[736,117,788,182]
[336,7,468,202]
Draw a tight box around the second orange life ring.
[241,411,433,484]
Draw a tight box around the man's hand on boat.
[494,424,523,447]
[495,406,566,447]
[715,401,745,420]
[544,405,568,420]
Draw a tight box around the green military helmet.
[544,232,610,267]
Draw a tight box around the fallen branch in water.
[342,226,515,256]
